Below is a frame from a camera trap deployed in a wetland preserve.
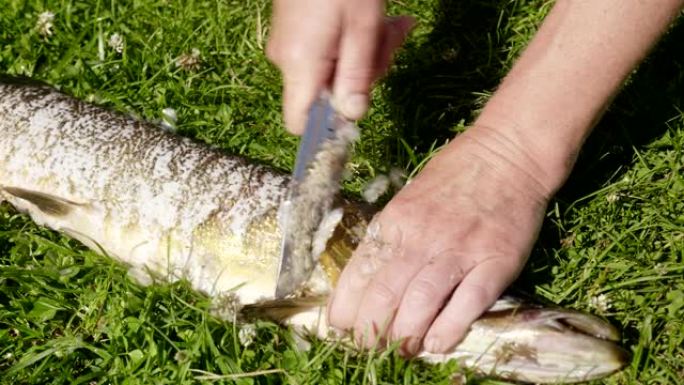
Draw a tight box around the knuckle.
[461,281,494,308]
[336,66,375,87]
[281,42,313,66]
[267,41,309,69]
[368,280,398,307]
[406,278,440,305]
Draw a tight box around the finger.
[332,2,384,120]
[266,0,341,134]
[351,252,423,348]
[374,16,416,80]
[282,65,334,135]
[327,228,393,330]
[423,257,520,353]
[390,250,464,356]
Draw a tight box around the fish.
[0,76,628,383]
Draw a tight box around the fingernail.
[424,336,443,353]
[401,337,422,357]
[341,93,368,120]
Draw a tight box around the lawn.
[1,0,683,384]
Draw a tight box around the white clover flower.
[108,33,125,54]
[238,324,257,347]
[36,11,55,37]
[161,107,178,132]
[362,174,390,203]
[174,350,190,363]
[606,192,620,204]
[589,293,611,312]
[209,292,241,321]
[175,48,201,71]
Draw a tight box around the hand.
[327,125,555,356]
[266,0,415,134]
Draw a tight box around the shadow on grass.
[381,0,511,152]
[380,0,684,289]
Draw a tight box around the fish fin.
[240,295,327,324]
[61,226,111,257]
[2,186,83,216]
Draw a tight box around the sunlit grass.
[1,0,683,383]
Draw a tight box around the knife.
[274,93,352,298]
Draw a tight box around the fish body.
[0,76,309,305]
[0,77,627,383]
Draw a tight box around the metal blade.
[275,94,343,298]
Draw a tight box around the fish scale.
[0,77,291,303]
[0,76,628,384]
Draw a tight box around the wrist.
[456,117,582,201]
[472,103,591,195]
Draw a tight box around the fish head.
[508,306,629,382]
[421,300,630,383]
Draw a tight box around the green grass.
[0,0,683,384]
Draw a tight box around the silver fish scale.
[0,79,289,301]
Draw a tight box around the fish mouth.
[509,308,631,382]
[531,308,622,341]
[546,309,632,376]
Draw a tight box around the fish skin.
[0,77,628,383]
[0,76,301,305]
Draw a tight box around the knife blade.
[275,93,353,298]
